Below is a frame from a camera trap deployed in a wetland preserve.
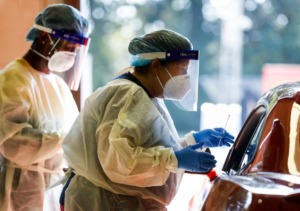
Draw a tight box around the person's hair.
[132,59,177,76]
[133,65,149,74]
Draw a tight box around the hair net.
[128,29,193,66]
[26,4,89,41]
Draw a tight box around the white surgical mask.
[29,47,76,73]
[156,67,191,100]
[48,51,76,72]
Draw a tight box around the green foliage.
[243,0,300,74]
[88,0,211,132]
[88,0,215,90]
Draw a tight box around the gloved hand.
[193,128,235,148]
[174,144,217,173]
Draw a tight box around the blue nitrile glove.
[193,128,235,148]
[174,144,217,173]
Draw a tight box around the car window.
[239,118,264,171]
[223,105,266,174]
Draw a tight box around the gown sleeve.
[96,87,178,187]
[0,64,73,167]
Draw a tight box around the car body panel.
[201,82,300,210]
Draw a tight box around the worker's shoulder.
[89,79,147,103]
[0,58,32,82]
[105,79,145,94]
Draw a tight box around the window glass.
[226,105,266,174]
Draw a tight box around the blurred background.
[84,0,300,136]
[1,0,300,210]
[2,0,300,135]
[80,0,300,179]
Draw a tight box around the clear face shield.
[33,24,91,91]
[136,51,199,111]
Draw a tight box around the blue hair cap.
[128,29,192,67]
[26,4,89,41]
[130,55,152,67]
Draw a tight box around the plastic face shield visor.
[34,24,91,91]
[136,50,199,111]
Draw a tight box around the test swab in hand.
[219,114,231,146]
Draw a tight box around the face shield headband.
[33,24,91,91]
[133,51,200,111]
[33,24,89,45]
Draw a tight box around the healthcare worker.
[0,4,90,211]
[62,29,234,210]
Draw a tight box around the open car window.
[223,105,267,174]
[238,118,264,171]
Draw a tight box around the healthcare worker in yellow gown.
[0,4,90,211]
[62,29,234,210]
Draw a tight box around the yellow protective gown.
[63,77,196,210]
[0,58,79,211]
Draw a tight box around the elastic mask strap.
[156,75,165,91]
[47,34,54,46]
[30,48,49,61]
[163,66,175,82]
[49,38,61,55]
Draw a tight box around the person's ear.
[150,59,162,75]
[37,31,49,43]
[32,32,50,49]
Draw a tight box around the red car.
[198,82,300,210]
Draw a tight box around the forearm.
[101,142,178,187]
[1,128,61,167]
